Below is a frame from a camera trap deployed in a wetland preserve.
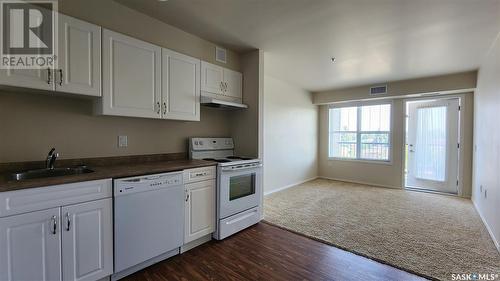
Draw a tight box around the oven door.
[219,164,262,219]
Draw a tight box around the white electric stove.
[189,137,262,240]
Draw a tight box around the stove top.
[190,138,261,167]
[203,156,256,163]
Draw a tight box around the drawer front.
[183,166,216,184]
[0,179,112,217]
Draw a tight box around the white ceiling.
[116,0,500,92]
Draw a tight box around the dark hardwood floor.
[121,222,427,281]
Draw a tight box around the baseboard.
[264,177,318,196]
[180,234,212,253]
[318,176,401,190]
[472,199,500,253]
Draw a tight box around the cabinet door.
[223,69,242,100]
[57,15,101,96]
[61,199,113,281]
[184,179,216,243]
[102,29,161,118]
[200,61,223,95]
[0,68,54,91]
[0,208,61,281]
[162,49,200,121]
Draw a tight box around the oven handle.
[221,163,262,171]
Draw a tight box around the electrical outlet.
[118,135,128,148]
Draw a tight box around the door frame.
[401,94,466,197]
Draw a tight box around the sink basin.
[9,166,94,181]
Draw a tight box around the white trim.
[472,200,500,253]
[328,158,393,165]
[264,177,318,196]
[180,234,212,253]
[401,94,466,197]
[315,88,475,105]
[318,176,401,190]
[328,101,394,163]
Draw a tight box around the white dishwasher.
[113,171,184,280]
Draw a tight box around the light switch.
[118,135,128,148]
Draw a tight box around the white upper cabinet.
[223,68,242,100]
[0,208,62,281]
[0,68,53,91]
[201,61,224,95]
[162,49,200,121]
[62,199,113,281]
[0,14,101,96]
[101,29,162,118]
[57,14,101,96]
[201,61,242,102]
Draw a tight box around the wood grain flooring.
[121,222,427,281]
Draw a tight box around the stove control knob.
[199,141,204,145]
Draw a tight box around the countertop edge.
[0,160,217,193]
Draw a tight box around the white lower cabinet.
[0,180,112,281]
[0,207,62,281]
[62,199,113,281]
[184,179,216,243]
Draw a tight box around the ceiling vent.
[369,85,387,96]
[215,46,227,64]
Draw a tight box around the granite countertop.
[0,154,216,193]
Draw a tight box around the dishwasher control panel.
[113,172,183,196]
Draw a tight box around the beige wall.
[318,100,405,189]
[230,50,263,158]
[0,0,258,163]
[0,91,232,162]
[314,71,477,104]
[59,0,241,71]
[473,34,500,248]
[317,89,474,197]
[263,75,318,194]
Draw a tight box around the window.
[329,103,391,161]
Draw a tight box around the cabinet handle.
[65,212,71,231]
[47,68,51,84]
[185,193,190,202]
[59,69,63,86]
[50,215,57,235]
[163,102,167,115]
[156,101,161,114]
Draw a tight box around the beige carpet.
[264,179,500,281]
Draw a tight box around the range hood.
[201,96,248,109]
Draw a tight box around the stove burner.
[203,158,232,163]
[226,156,252,160]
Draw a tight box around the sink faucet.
[46,148,59,169]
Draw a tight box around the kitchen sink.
[9,166,94,181]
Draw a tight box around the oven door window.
[229,173,256,200]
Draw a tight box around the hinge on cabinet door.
[457,180,459,186]
[457,143,460,149]
[458,105,461,111]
